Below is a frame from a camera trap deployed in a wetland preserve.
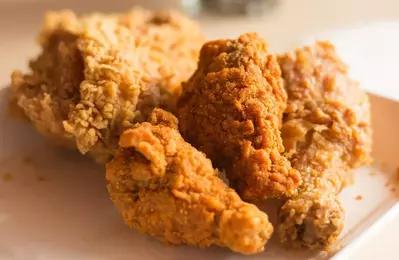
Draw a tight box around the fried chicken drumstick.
[10,8,203,163]
[277,42,372,249]
[106,109,273,255]
[178,33,301,202]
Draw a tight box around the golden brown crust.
[178,33,300,201]
[10,8,204,163]
[106,109,273,255]
[147,107,179,129]
[277,41,372,249]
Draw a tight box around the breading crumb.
[390,187,396,192]
[369,171,376,177]
[2,173,12,181]
[355,195,362,200]
[37,175,46,182]
[342,174,355,187]
[23,156,33,165]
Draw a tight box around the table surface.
[1,0,398,259]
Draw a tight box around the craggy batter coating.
[178,33,301,202]
[106,109,273,255]
[10,8,204,163]
[277,42,372,249]
[147,107,179,129]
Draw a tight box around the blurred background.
[2,0,399,47]
[2,0,399,89]
[0,0,397,70]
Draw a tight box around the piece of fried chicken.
[277,42,372,249]
[10,8,204,163]
[106,109,273,255]
[177,33,301,202]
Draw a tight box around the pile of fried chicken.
[10,8,372,255]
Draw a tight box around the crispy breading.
[277,42,372,249]
[10,8,204,163]
[178,33,301,201]
[106,109,273,255]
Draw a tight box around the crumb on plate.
[2,173,12,181]
[355,195,362,200]
[23,156,33,165]
[37,175,46,182]
[342,173,355,187]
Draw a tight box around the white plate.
[1,89,399,260]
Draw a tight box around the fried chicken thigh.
[106,109,273,254]
[277,42,372,248]
[10,8,204,163]
[178,33,301,202]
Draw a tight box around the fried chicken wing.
[177,33,301,202]
[277,42,372,249]
[106,109,273,255]
[10,8,204,163]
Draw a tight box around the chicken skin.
[277,42,372,249]
[106,109,273,255]
[10,8,204,163]
[178,33,301,202]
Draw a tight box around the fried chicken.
[106,109,273,255]
[10,8,204,163]
[177,33,301,202]
[277,42,372,249]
